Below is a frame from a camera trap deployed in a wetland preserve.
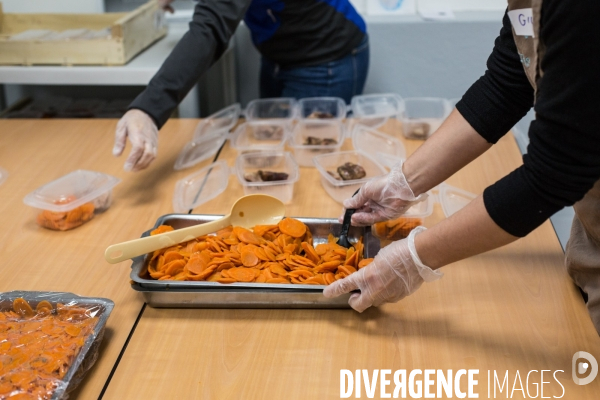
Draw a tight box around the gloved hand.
[323,227,442,312]
[342,162,427,226]
[158,0,175,13]
[113,109,159,172]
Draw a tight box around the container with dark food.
[288,120,344,167]
[401,97,451,140]
[230,121,288,154]
[23,170,121,231]
[297,97,346,120]
[313,151,386,204]
[235,151,299,204]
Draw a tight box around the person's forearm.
[415,195,517,269]
[402,109,492,196]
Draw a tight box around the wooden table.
[1,119,599,399]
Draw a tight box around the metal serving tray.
[0,291,114,399]
[130,214,381,308]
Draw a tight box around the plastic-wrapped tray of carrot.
[0,291,114,399]
[130,214,380,308]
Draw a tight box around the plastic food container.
[402,97,451,140]
[244,97,297,123]
[351,124,406,160]
[375,154,404,171]
[350,93,404,128]
[174,129,228,171]
[192,103,241,140]
[372,195,434,241]
[0,291,114,399]
[235,151,299,204]
[297,97,346,120]
[23,170,121,231]
[313,151,387,204]
[439,184,477,217]
[230,121,288,155]
[173,160,230,213]
[288,120,344,167]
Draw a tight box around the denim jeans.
[259,35,369,104]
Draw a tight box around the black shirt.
[456,1,600,237]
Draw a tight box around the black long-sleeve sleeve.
[456,1,600,237]
[129,0,250,128]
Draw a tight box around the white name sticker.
[508,8,535,37]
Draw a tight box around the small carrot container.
[23,170,121,231]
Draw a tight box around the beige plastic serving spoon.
[104,194,285,264]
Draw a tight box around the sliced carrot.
[269,263,288,276]
[151,225,174,235]
[164,251,184,264]
[323,272,336,285]
[217,278,236,284]
[338,265,357,275]
[300,242,320,263]
[278,218,307,238]
[217,262,235,272]
[314,260,341,273]
[358,258,374,269]
[227,267,259,282]
[241,250,259,267]
[164,259,186,276]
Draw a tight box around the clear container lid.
[313,151,387,187]
[297,97,346,120]
[375,154,404,171]
[403,194,434,218]
[23,170,121,212]
[439,184,477,217]
[0,167,8,186]
[403,97,451,119]
[351,124,406,159]
[174,129,228,171]
[288,120,344,149]
[351,93,405,119]
[192,103,241,140]
[172,160,230,213]
[235,151,299,187]
[230,121,288,152]
[244,98,297,121]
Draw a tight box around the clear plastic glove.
[158,0,175,13]
[323,227,442,312]
[341,162,427,226]
[113,109,159,172]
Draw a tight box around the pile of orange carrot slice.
[0,298,99,399]
[147,218,374,284]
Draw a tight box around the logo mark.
[572,351,598,385]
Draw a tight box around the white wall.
[234,12,503,107]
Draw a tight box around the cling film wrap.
[0,292,114,400]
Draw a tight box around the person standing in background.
[113,0,369,172]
